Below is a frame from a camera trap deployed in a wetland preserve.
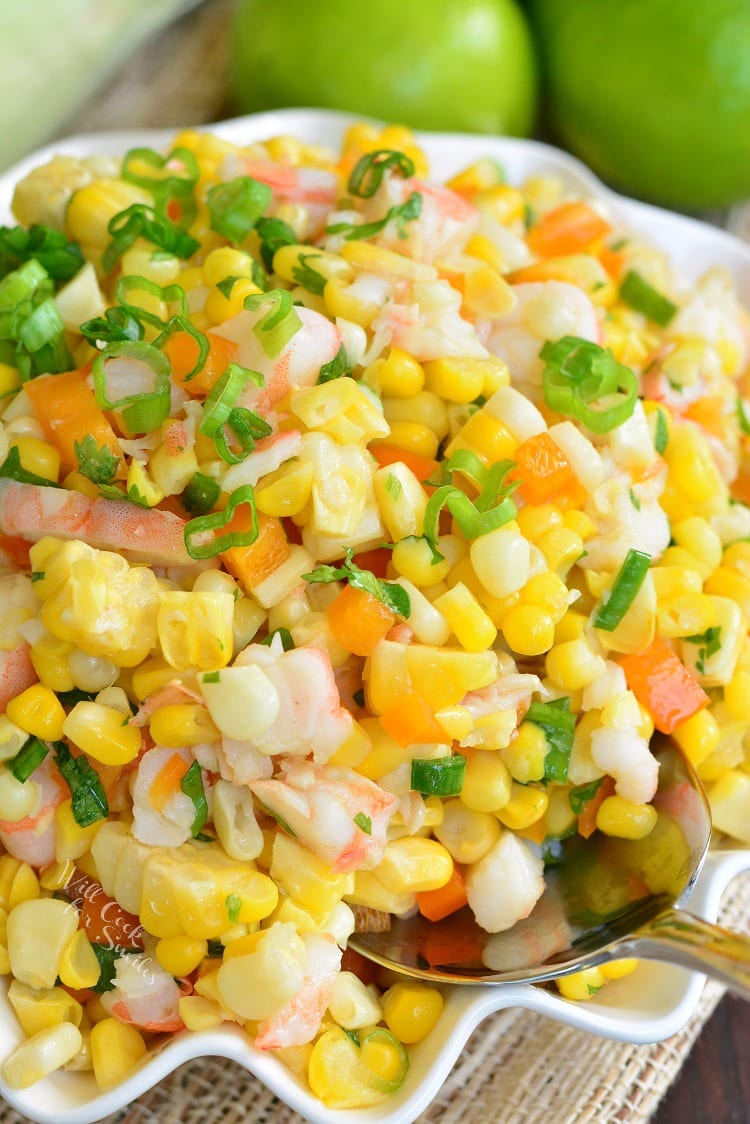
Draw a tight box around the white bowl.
[0,108,748,1124]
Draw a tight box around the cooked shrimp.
[0,643,37,713]
[102,951,187,1033]
[668,267,749,379]
[0,755,66,868]
[465,831,545,934]
[212,735,273,787]
[582,473,670,571]
[254,932,342,1050]
[251,759,397,873]
[367,175,479,264]
[484,281,601,388]
[132,746,205,848]
[590,725,659,805]
[221,429,303,492]
[129,680,201,728]
[368,278,489,363]
[240,158,339,207]
[232,640,354,762]
[213,305,342,419]
[0,480,192,567]
[460,671,540,746]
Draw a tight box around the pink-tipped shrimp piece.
[233,641,354,762]
[102,952,187,1033]
[221,430,303,491]
[242,159,339,208]
[213,305,342,418]
[251,759,397,873]
[460,672,540,748]
[254,933,341,1050]
[130,680,202,728]
[0,643,37,712]
[131,746,202,848]
[0,755,67,868]
[0,480,191,567]
[370,176,479,263]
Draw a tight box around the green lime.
[530,0,750,208]
[231,0,538,137]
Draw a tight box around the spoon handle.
[628,907,750,999]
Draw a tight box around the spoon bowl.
[351,739,750,995]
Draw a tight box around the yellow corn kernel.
[39,859,76,893]
[496,782,549,829]
[656,592,716,638]
[662,422,728,515]
[274,243,353,286]
[433,799,500,864]
[202,246,254,285]
[671,517,722,574]
[149,441,198,498]
[433,582,497,653]
[323,277,381,327]
[7,979,82,1038]
[54,799,101,863]
[345,871,416,917]
[600,958,638,981]
[516,504,563,542]
[651,566,703,600]
[433,703,474,742]
[216,924,307,1021]
[381,981,444,1044]
[205,277,261,325]
[391,535,451,587]
[445,409,516,467]
[307,1026,384,1108]
[0,363,21,398]
[705,567,750,618]
[131,656,183,702]
[556,966,606,1001]
[156,935,208,977]
[0,857,39,911]
[12,436,60,483]
[62,701,141,765]
[447,159,505,196]
[158,590,234,671]
[460,750,512,813]
[671,709,720,768]
[368,348,424,398]
[90,1018,147,1091]
[58,930,101,991]
[724,669,750,721]
[291,378,389,445]
[271,834,351,919]
[178,995,224,1031]
[521,570,569,617]
[28,632,74,692]
[383,390,449,441]
[596,796,658,839]
[376,838,453,894]
[474,183,525,225]
[500,721,547,783]
[2,1022,83,1089]
[553,610,587,645]
[422,357,487,403]
[66,180,148,252]
[255,459,314,517]
[6,684,65,741]
[7,897,79,989]
[501,603,556,656]
[707,770,750,843]
[123,458,162,508]
[546,639,607,691]
[375,419,438,460]
[536,526,585,575]
[149,703,220,748]
[356,719,409,781]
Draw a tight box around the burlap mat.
[0,1,741,1119]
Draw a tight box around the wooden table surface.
[655,995,749,1123]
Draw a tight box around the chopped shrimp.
[254,933,342,1050]
[221,429,303,492]
[241,158,339,207]
[129,680,201,728]
[213,305,342,419]
[0,643,37,713]
[102,951,187,1033]
[232,640,354,762]
[0,755,66,868]
[460,671,541,747]
[212,735,273,787]
[0,480,192,567]
[484,281,601,388]
[251,759,397,873]
[367,175,479,264]
[368,278,489,363]
[465,832,545,933]
[668,267,749,379]
[583,473,670,571]
[131,746,205,848]
[590,726,659,805]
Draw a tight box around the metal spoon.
[350,739,750,996]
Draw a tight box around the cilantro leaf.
[180,761,208,837]
[291,253,328,295]
[317,345,350,384]
[74,434,120,485]
[569,777,605,815]
[353,812,372,834]
[53,741,109,826]
[303,548,410,618]
[685,626,722,675]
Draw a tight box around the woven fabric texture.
[0,1,741,1120]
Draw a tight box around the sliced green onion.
[348,150,415,198]
[7,737,49,783]
[0,224,83,284]
[53,741,109,827]
[422,484,517,546]
[199,362,263,437]
[102,204,200,273]
[184,484,258,560]
[593,549,651,632]
[303,547,410,617]
[18,298,65,353]
[180,760,208,837]
[0,446,61,487]
[291,253,327,295]
[255,216,297,272]
[122,146,199,225]
[114,274,189,330]
[207,176,272,245]
[357,1028,409,1094]
[182,471,221,515]
[540,335,638,434]
[261,627,295,651]
[244,289,302,358]
[524,698,575,783]
[620,270,678,327]
[214,407,272,465]
[327,192,422,242]
[80,306,144,346]
[0,259,47,311]
[91,340,171,433]
[410,755,466,796]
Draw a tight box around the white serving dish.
[0,108,748,1124]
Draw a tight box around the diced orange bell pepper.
[150,752,190,811]
[417,865,468,922]
[619,638,710,735]
[509,430,587,508]
[327,584,395,657]
[369,443,439,488]
[164,330,239,396]
[24,367,124,477]
[527,201,612,259]
[222,510,290,592]
[576,776,616,839]
[351,547,391,579]
[379,690,444,748]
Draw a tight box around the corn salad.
[0,121,746,1104]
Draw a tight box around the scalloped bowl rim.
[0,108,748,1124]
